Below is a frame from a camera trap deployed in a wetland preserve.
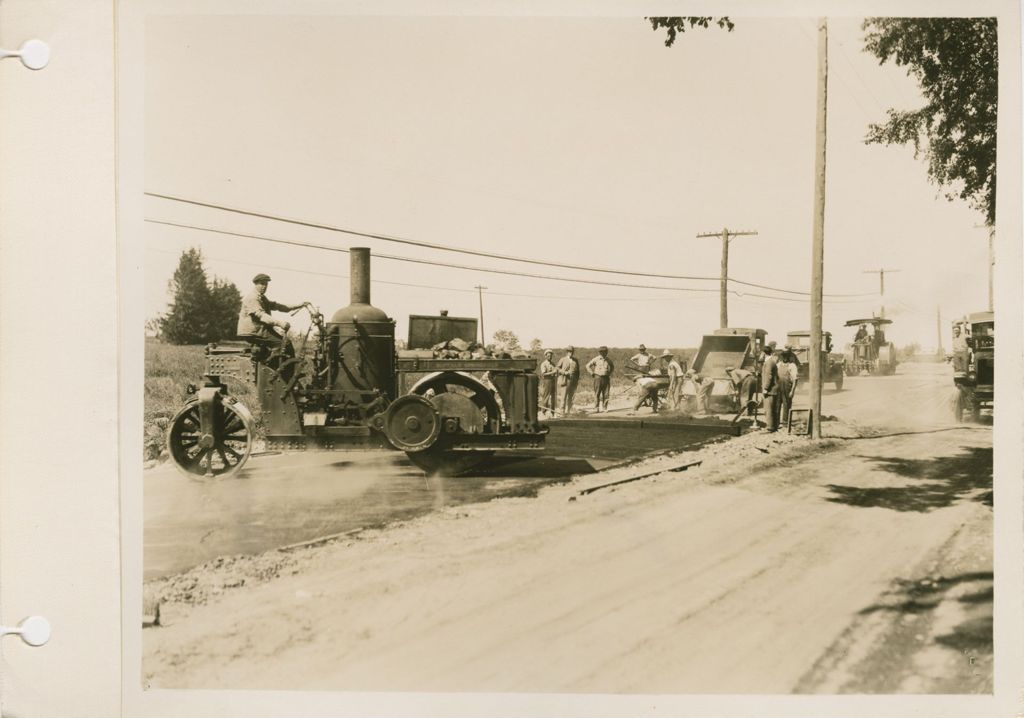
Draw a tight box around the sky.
[143,14,995,353]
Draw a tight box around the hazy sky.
[144,14,994,351]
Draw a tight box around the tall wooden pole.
[936,305,944,355]
[809,18,828,440]
[697,228,758,329]
[720,229,730,327]
[475,285,487,345]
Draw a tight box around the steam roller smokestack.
[350,247,371,305]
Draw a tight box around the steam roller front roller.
[384,373,498,476]
[167,390,255,479]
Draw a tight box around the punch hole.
[0,39,51,70]
[1,616,51,647]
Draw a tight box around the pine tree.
[158,248,242,344]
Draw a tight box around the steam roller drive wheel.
[406,371,501,476]
[167,398,255,479]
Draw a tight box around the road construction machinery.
[681,327,767,413]
[952,311,994,422]
[167,248,547,479]
[843,317,898,376]
[785,330,846,390]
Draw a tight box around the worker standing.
[761,344,781,431]
[585,346,615,413]
[777,347,798,426]
[661,350,684,410]
[556,346,581,416]
[630,344,655,373]
[538,349,558,418]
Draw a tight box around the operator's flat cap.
[253,273,271,284]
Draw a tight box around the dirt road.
[143,363,992,693]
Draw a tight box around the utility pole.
[809,17,828,440]
[862,268,900,318]
[474,285,487,345]
[696,227,758,328]
[936,305,944,356]
[975,224,995,311]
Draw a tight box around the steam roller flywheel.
[382,394,442,453]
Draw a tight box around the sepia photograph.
[131,6,1010,702]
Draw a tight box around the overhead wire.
[148,218,870,304]
[144,192,874,298]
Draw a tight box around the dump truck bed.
[691,334,753,378]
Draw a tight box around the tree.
[647,17,734,47]
[492,329,521,352]
[158,248,243,344]
[862,18,998,226]
[529,338,543,352]
[207,278,242,342]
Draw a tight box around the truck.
[785,330,846,391]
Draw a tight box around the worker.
[586,346,615,413]
[854,324,869,343]
[951,323,969,374]
[236,273,304,374]
[874,326,887,348]
[661,350,685,410]
[538,349,558,417]
[755,340,777,395]
[694,371,715,416]
[630,367,662,415]
[777,347,799,426]
[556,346,581,416]
[725,365,758,416]
[761,343,781,431]
[630,344,655,373]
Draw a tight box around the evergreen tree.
[158,248,242,344]
[208,278,242,342]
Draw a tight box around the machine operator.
[236,273,304,357]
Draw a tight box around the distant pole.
[475,285,487,344]
[862,268,900,318]
[809,18,828,441]
[936,305,943,355]
[696,227,758,328]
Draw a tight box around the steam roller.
[167,247,547,479]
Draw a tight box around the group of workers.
[535,340,803,429]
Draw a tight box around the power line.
[146,218,719,294]
[149,221,865,305]
[145,192,873,298]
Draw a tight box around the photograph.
[132,7,1006,700]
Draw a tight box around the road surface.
[143,362,993,693]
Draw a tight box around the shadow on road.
[857,571,993,657]
[857,571,992,616]
[823,446,992,512]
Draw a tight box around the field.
[142,339,696,460]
